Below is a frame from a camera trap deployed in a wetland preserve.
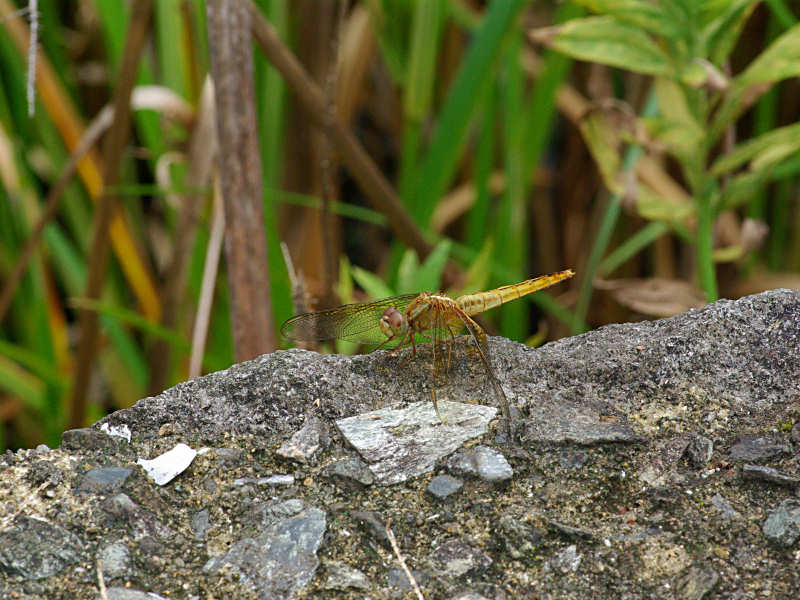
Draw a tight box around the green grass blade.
[411,0,529,228]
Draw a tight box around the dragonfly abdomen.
[457,269,575,315]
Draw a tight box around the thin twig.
[26,0,37,116]
[96,558,109,600]
[385,520,425,600]
[189,178,225,379]
[0,106,113,323]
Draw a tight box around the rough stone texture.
[447,446,513,482]
[763,499,800,547]
[276,416,329,464]
[0,290,798,598]
[322,561,370,591]
[427,474,464,499]
[0,517,82,580]
[203,500,326,600]
[742,464,800,489]
[336,399,498,484]
[728,435,791,462]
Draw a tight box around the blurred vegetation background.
[0,0,799,451]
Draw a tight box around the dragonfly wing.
[280,294,419,344]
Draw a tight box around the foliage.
[0,0,797,450]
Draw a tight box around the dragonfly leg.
[396,332,419,368]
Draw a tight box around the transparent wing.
[280,294,419,344]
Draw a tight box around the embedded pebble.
[323,561,370,591]
[277,416,329,464]
[685,433,713,468]
[728,436,790,462]
[742,464,800,488]
[447,446,513,482]
[762,499,800,547]
[710,494,741,519]
[427,474,464,499]
[429,539,492,577]
[323,457,375,489]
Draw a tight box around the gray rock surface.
[335,399,498,484]
[763,499,800,547]
[447,445,513,482]
[0,290,798,598]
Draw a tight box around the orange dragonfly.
[281,269,574,433]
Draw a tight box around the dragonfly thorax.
[379,306,408,340]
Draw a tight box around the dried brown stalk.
[207,0,276,361]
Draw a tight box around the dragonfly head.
[379,306,407,340]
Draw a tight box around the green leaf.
[735,22,800,86]
[636,183,695,223]
[573,0,683,41]
[350,266,395,300]
[540,16,673,77]
[710,121,800,175]
[416,238,452,292]
[458,237,494,296]
[405,0,445,121]
[579,112,623,194]
[411,0,529,227]
[0,355,46,412]
[396,249,421,294]
[701,0,758,64]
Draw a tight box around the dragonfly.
[281,269,575,434]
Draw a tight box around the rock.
[446,446,513,482]
[638,435,691,486]
[449,593,490,600]
[101,493,171,540]
[546,545,581,574]
[674,565,719,600]
[323,561,370,591]
[322,457,375,489]
[547,519,597,542]
[523,404,643,445]
[728,436,791,463]
[558,449,589,469]
[386,568,430,590]
[497,515,544,561]
[213,447,244,467]
[98,542,131,579]
[190,509,210,541]
[276,415,329,463]
[204,503,326,600]
[742,464,800,488]
[61,427,125,453]
[685,433,713,468]
[429,539,492,577]
[0,517,82,579]
[762,499,800,547]
[335,400,498,484]
[350,510,391,549]
[0,289,798,599]
[427,474,464,499]
[76,467,132,495]
[710,494,741,519]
